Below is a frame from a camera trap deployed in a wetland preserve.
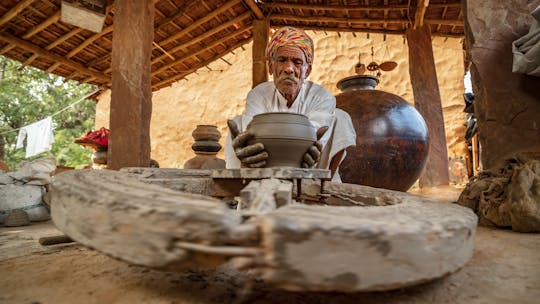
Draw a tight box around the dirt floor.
[1,186,539,304]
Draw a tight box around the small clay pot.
[192,125,221,142]
[192,141,221,152]
[92,151,108,164]
[247,112,316,167]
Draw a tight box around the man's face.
[269,45,312,100]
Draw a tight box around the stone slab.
[51,169,477,292]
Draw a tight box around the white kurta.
[225,80,356,181]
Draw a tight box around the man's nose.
[283,61,294,73]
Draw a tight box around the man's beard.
[277,74,300,84]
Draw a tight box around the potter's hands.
[302,126,329,168]
[228,119,269,168]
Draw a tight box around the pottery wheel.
[51,168,477,292]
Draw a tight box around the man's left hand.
[302,126,329,168]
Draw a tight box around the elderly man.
[226,26,356,181]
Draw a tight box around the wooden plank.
[269,14,408,24]
[108,0,154,169]
[152,37,252,89]
[159,0,240,46]
[263,3,409,11]
[212,168,331,180]
[18,53,38,70]
[0,33,110,82]
[22,11,60,39]
[66,25,113,58]
[0,0,34,27]
[45,28,83,50]
[252,18,269,88]
[151,12,252,66]
[151,26,252,77]
[406,25,450,188]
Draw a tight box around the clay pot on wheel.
[336,75,429,191]
[247,112,316,167]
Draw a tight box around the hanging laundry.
[15,117,55,158]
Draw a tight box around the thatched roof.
[0,0,463,93]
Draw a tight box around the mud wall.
[95,32,466,170]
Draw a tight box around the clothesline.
[0,88,100,136]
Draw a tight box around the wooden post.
[252,19,269,88]
[108,0,154,170]
[406,25,450,187]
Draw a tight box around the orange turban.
[265,26,314,65]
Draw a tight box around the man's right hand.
[228,120,268,168]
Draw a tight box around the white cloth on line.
[15,116,55,158]
[225,80,356,182]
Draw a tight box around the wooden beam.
[242,0,264,19]
[155,0,201,31]
[274,24,464,38]
[252,18,269,87]
[23,11,60,39]
[159,0,239,46]
[67,25,113,58]
[18,53,39,70]
[151,12,252,66]
[0,33,110,82]
[46,62,61,73]
[100,13,251,74]
[45,28,83,50]
[424,19,463,27]
[263,3,409,11]
[0,44,15,55]
[414,0,429,29]
[152,38,252,90]
[269,14,408,24]
[151,26,252,76]
[0,0,34,27]
[109,0,154,170]
[406,24,449,187]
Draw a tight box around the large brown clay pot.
[247,112,316,167]
[336,75,429,191]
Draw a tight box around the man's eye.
[294,60,303,65]
[278,58,287,62]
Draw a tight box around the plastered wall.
[95,31,466,169]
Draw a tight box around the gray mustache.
[278,75,299,83]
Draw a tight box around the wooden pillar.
[406,25,450,187]
[108,0,154,170]
[252,19,269,88]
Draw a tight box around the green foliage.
[0,56,97,170]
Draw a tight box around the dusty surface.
[1,187,539,303]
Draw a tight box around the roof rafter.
[0,33,110,83]
[242,0,264,19]
[0,0,35,27]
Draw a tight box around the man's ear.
[305,65,312,77]
[268,61,273,75]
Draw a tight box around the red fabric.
[74,127,109,150]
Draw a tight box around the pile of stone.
[0,157,55,226]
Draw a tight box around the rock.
[0,184,49,224]
[8,157,56,185]
[4,210,30,227]
[51,169,477,292]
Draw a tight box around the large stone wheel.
[51,169,477,292]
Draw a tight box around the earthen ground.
[1,186,539,304]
